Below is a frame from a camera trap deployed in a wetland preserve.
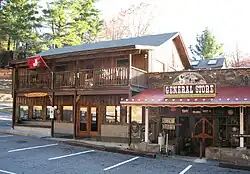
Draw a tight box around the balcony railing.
[18,73,51,89]
[17,66,148,90]
[78,67,129,88]
[131,66,148,88]
[54,71,75,88]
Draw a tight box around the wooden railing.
[54,71,75,88]
[17,66,148,90]
[131,66,148,88]
[18,73,51,89]
[78,67,129,88]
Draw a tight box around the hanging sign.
[164,84,216,98]
[24,92,48,97]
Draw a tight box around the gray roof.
[191,58,225,69]
[35,32,178,57]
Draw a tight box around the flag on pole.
[27,56,48,69]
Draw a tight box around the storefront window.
[19,106,28,120]
[62,106,73,122]
[33,106,42,120]
[105,106,120,123]
[214,107,240,147]
[127,106,142,124]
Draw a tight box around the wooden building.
[11,32,191,141]
[121,68,250,156]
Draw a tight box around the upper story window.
[55,65,67,72]
[117,58,129,67]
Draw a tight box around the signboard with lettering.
[164,84,216,98]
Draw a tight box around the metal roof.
[35,32,178,57]
[191,58,225,69]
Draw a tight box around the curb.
[0,129,156,159]
[219,161,250,171]
[63,140,156,159]
[0,129,48,139]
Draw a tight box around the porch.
[17,66,148,90]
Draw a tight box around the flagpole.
[39,56,55,137]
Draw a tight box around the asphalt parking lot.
[0,134,249,174]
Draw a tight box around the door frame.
[77,105,101,137]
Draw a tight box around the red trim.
[121,86,250,107]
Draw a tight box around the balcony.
[17,66,148,90]
[18,73,51,89]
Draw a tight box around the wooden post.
[128,106,132,146]
[73,91,77,139]
[73,60,78,139]
[128,54,132,85]
[11,68,17,129]
[51,72,55,137]
[199,140,202,159]
[145,107,149,142]
[240,107,244,148]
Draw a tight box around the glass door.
[79,107,88,135]
[90,107,98,135]
[79,106,99,136]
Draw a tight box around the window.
[105,106,120,123]
[19,106,28,120]
[127,106,142,123]
[55,65,67,72]
[62,106,73,122]
[117,58,129,67]
[33,106,42,120]
[207,59,217,65]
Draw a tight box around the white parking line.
[103,156,140,171]
[179,165,192,174]
[48,150,95,160]
[0,169,16,174]
[0,135,13,138]
[8,143,58,153]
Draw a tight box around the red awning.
[121,86,250,107]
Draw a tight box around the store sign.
[24,92,48,97]
[164,84,216,98]
[164,72,216,98]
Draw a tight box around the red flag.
[27,56,48,69]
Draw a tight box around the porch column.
[145,107,149,142]
[240,107,244,148]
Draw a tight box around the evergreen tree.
[0,0,43,59]
[189,28,223,60]
[42,0,103,48]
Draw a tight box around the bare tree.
[102,2,156,40]
[225,45,250,67]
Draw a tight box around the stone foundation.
[206,147,250,164]
[131,142,160,153]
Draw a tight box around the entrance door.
[79,106,99,136]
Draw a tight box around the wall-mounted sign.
[24,92,48,97]
[172,72,207,85]
[164,84,216,98]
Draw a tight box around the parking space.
[0,133,249,174]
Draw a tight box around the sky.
[96,0,250,57]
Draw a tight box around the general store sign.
[164,84,216,98]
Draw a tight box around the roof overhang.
[10,44,155,65]
[121,86,250,107]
